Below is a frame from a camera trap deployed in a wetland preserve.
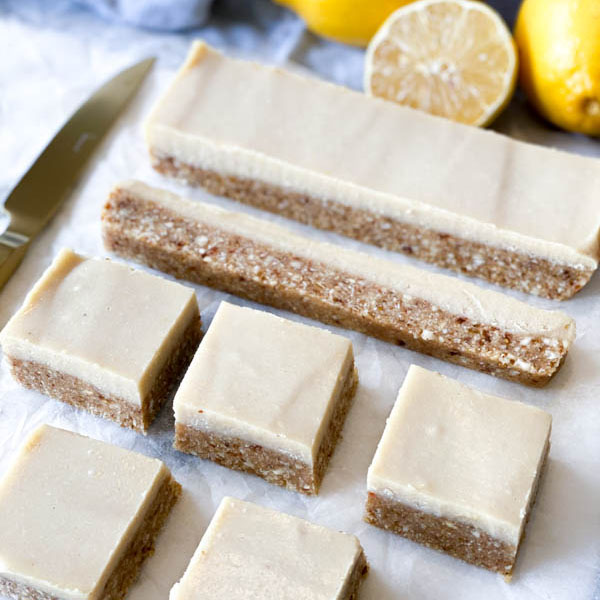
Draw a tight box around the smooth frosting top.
[367,365,552,544]
[0,248,197,403]
[0,425,167,599]
[119,181,576,342]
[173,301,353,463]
[147,41,600,260]
[169,496,362,600]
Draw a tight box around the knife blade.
[0,57,155,291]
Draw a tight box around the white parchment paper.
[1,2,599,599]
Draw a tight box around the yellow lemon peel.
[515,0,600,136]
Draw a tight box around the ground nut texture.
[175,367,358,495]
[364,442,550,576]
[152,155,594,301]
[340,549,369,600]
[0,475,181,600]
[4,315,202,433]
[101,187,572,387]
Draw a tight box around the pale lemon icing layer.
[145,41,600,269]
[120,181,576,342]
[0,425,168,600]
[367,365,552,545]
[0,248,198,405]
[174,302,354,463]
[169,497,362,600]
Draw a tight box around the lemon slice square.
[364,0,518,126]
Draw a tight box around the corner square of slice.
[170,497,368,600]
[0,424,181,600]
[0,248,202,432]
[173,301,357,494]
[365,365,551,575]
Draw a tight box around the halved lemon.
[364,0,518,126]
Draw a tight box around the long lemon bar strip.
[145,41,600,301]
[102,181,575,387]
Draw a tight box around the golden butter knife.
[0,57,155,291]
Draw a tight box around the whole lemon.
[515,0,600,136]
[275,0,417,47]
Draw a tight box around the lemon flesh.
[364,0,518,126]
[515,0,600,136]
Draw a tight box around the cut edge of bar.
[148,151,597,301]
[0,473,181,600]
[4,314,202,433]
[101,184,572,386]
[173,363,358,495]
[364,438,550,576]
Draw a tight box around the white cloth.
[76,0,214,30]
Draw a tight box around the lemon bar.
[173,301,357,495]
[0,425,181,600]
[0,248,201,432]
[365,365,551,575]
[170,497,368,600]
[145,41,600,300]
[102,181,575,387]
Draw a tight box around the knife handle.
[0,230,29,292]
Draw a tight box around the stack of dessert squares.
[0,39,596,599]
